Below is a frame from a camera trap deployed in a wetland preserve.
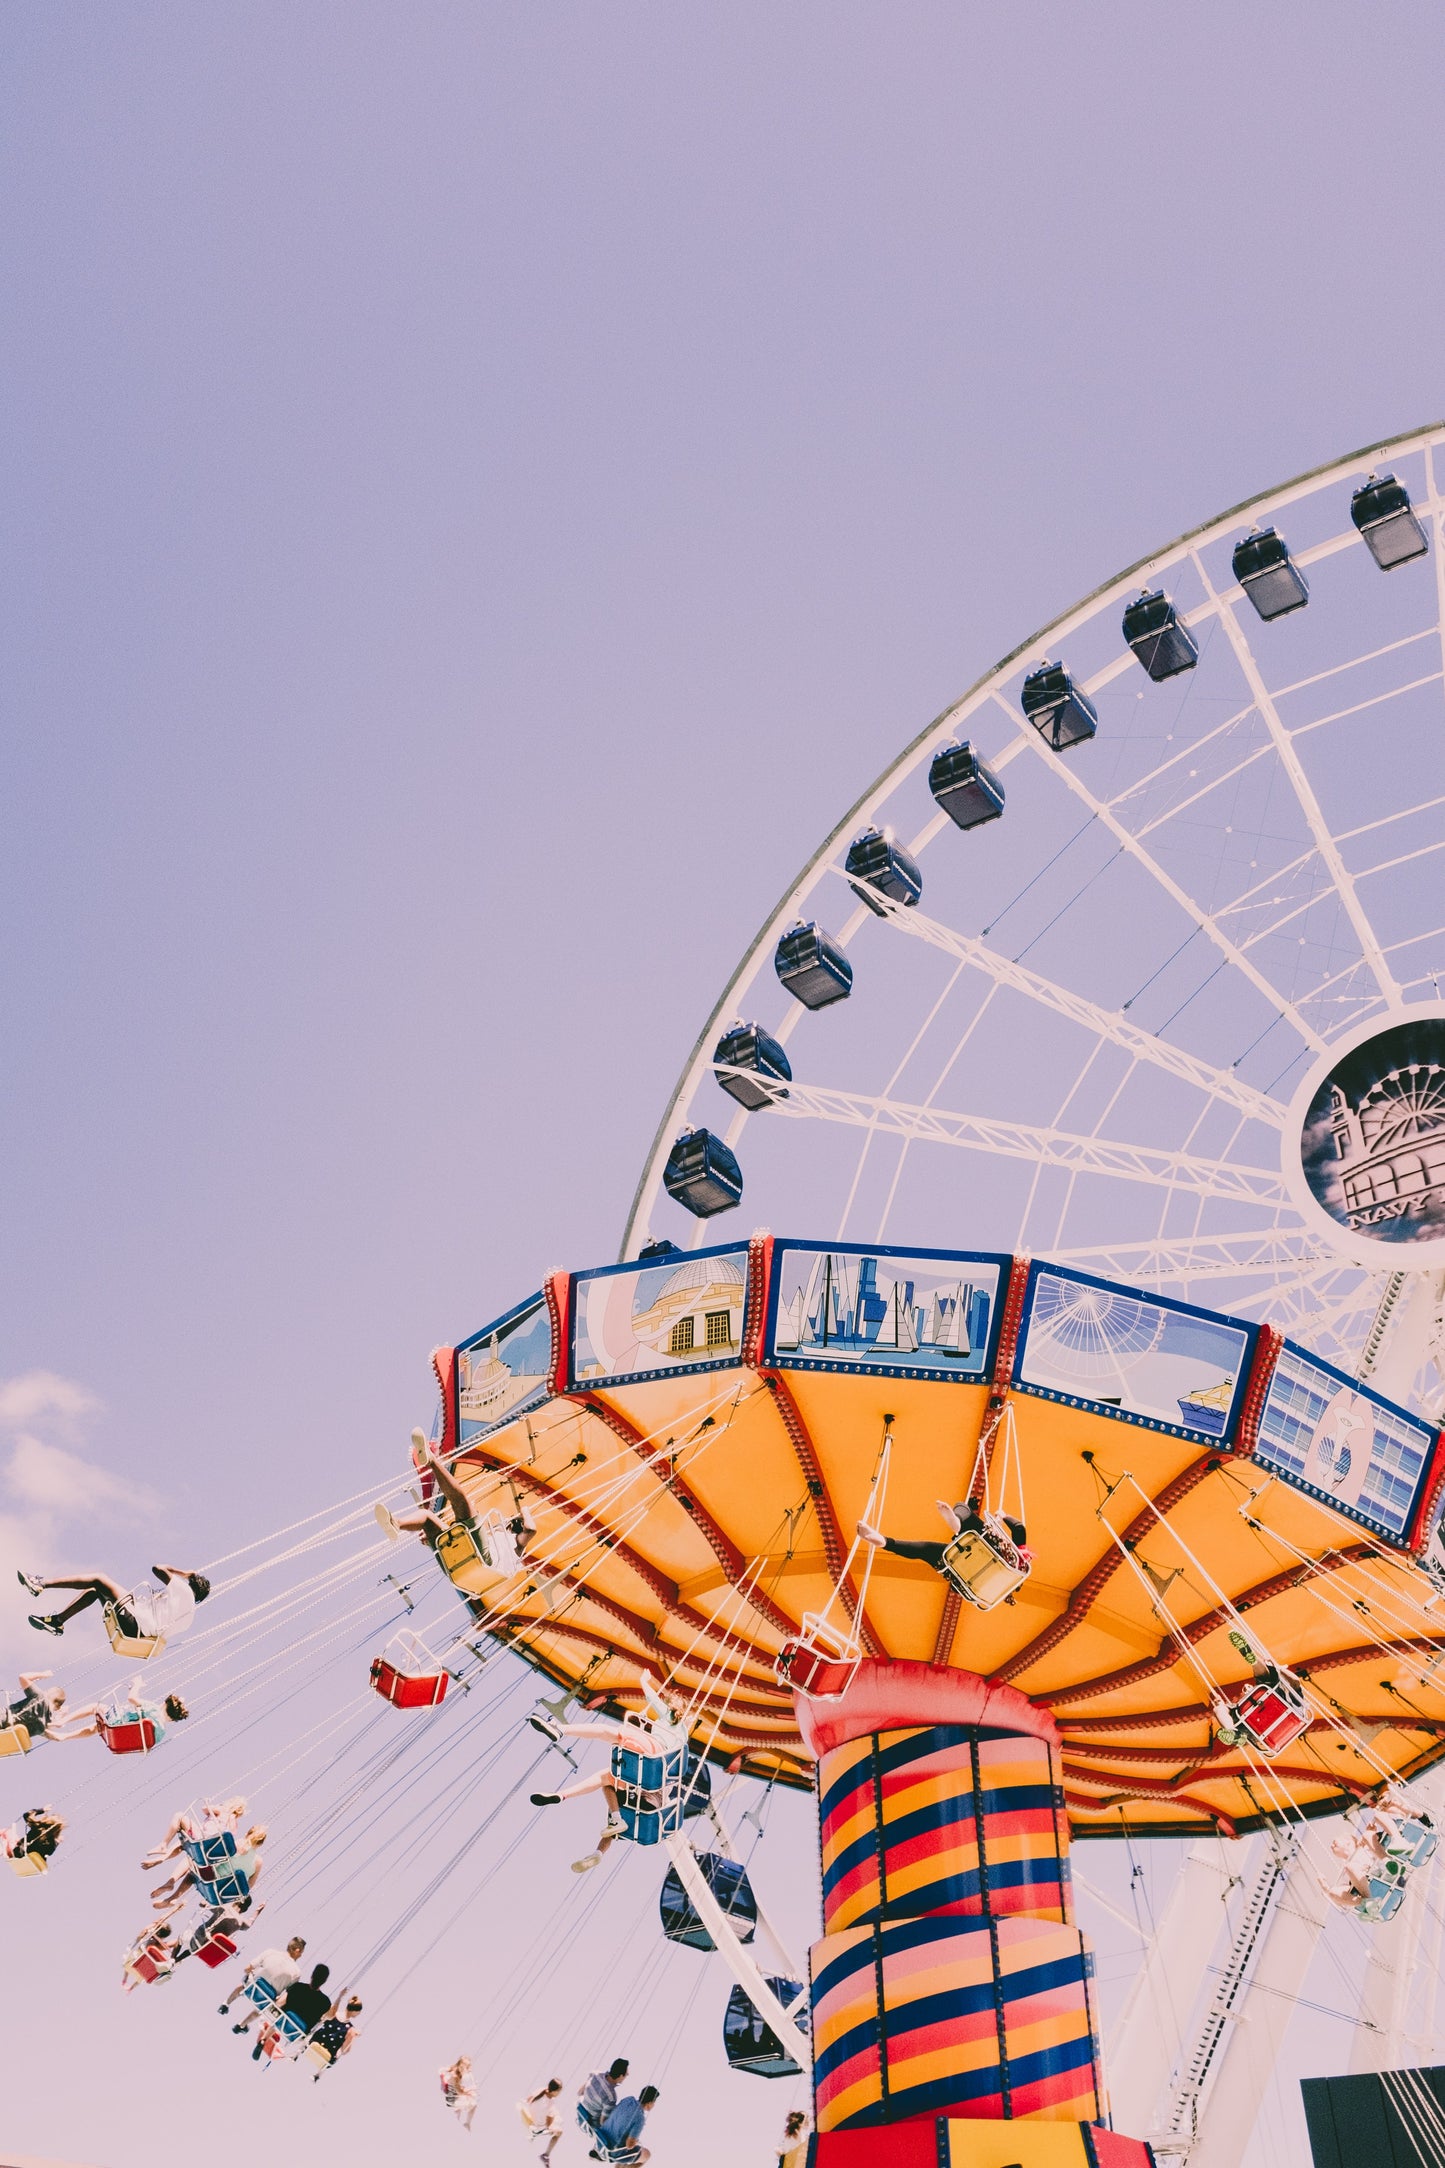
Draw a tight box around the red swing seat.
[125,1940,175,1987]
[101,1714,159,1755]
[194,1931,239,1970]
[369,1629,450,1709]
[1224,1671,1310,1757]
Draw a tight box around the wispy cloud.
[0,1371,101,1431]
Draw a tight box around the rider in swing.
[529,1673,690,1870]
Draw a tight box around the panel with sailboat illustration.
[457,1293,554,1446]
[1011,1263,1257,1443]
[763,1242,1009,1381]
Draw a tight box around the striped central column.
[798,1660,1107,2148]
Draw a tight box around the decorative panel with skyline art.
[569,1245,750,1388]
[1012,1264,1256,1441]
[763,1243,1008,1381]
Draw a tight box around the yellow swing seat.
[0,1722,33,1757]
[437,1520,495,1595]
[8,1848,47,1878]
[103,1604,165,1661]
[940,1519,1030,1612]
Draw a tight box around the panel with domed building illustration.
[568,1245,750,1388]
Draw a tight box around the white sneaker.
[602,1812,625,1837]
[571,1851,601,1874]
[374,1501,401,1541]
[528,1711,563,1743]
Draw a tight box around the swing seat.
[194,1931,238,1969]
[200,1865,252,1906]
[100,1714,159,1755]
[102,1603,165,1660]
[1382,1817,1437,1870]
[303,2038,336,2071]
[776,1613,862,1701]
[940,1519,1031,1612]
[125,1943,174,1987]
[1360,1876,1406,1923]
[610,1742,689,1845]
[370,1628,450,1709]
[242,1975,281,2013]
[437,1520,500,1595]
[0,1721,32,1757]
[7,1847,47,1878]
[775,1639,854,1699]
[182,1826,238,1870]
[1228,1673,1310,1757]
[261,2010,311,2059]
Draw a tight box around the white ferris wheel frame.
[622,422,1445,1402]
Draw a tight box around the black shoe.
[531,1792,562,1807]
[251,2041,263,2060]
[232,2023,248,2033]
[28,1615,61,1636]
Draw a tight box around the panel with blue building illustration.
[763,1242,1008,1381]
[1254,1341,1437,1543]
[457,1293,554,1445]
[1012,1264,1255,1441]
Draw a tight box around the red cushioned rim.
[794,1659,1060,1758]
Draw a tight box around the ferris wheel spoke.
[730,1070,1290,1207]
[1191,548,1401,1006]
[842,882,1284,1127]
[985,692,1329,1057]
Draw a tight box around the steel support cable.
[1227,1516,1445,1745]
[267,1674,533,1908]
[284,1682,527,1894]
[344,1746,552,1982]
[460,1386,768,1661]
[1111,1471,1406,1790]
[48,1598,402,1851]
[474,1849,631,2087]
[364,1790,567,2024]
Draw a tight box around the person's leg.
[141,1811,190,1868]
[562,1720,631,1746]
[421,1449,475,1526]
[883,1537,949,1571]
[32,1576,124,1627]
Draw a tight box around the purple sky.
[5,8,1445,2165]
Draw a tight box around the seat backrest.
[0,1721,33,1758]
[8,1848,47,1878]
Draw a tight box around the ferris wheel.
[626,423,1445,1417]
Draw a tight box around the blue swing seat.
[608,1743,710,1846]
[242,1974,281,2013]
[201,1864,252,1907]
[1396,1818,1438,1869]
[183,1827,238,1870]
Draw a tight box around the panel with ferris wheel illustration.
[1011,1262,1257,1441]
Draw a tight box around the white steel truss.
[715,1067,1292,1208]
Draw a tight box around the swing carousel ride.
[13,424,1445,2168]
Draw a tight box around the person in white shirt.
[219,1935,307,2028]
[20,1562,210,1645]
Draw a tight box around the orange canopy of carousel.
[423,1234,1445,1839]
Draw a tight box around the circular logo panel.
[1286,1007,1445,1266]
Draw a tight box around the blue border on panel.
[1254,1336,1437,1544]
[762,1239,1012,1383]
[566,1242,751,1392]
[1011,1260,1260,1445]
